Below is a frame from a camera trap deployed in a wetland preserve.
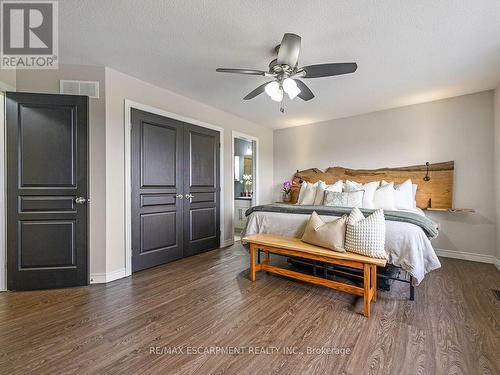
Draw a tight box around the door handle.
[176,194,184,199]
[75,197,87,205]
[185,194,194,199]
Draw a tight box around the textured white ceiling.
[59,0,500,128]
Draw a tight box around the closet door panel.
[183,125,220,256]
[131,109,184,272]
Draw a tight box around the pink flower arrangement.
[282,180,292,194]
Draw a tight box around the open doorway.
[232,133,257,242]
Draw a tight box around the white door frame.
[0,93,6,291]
[124,100,225,277]
[231,131,259,240]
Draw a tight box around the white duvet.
[241,210,441,285]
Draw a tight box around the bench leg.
[409,276,415,301]
[371,264,377,302]
[249,244,256,282]
[363,264,371,318]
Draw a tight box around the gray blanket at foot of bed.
[246,204,439,239]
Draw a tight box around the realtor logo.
[1,0,58,69]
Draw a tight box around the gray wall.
[274,91,496,258]
[0,70,16,91]
[15,64,107,276]
[495,85,500,261]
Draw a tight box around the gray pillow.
[324,190,364,208]
[301,211,347,252]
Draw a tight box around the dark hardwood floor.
[0,243,499,374]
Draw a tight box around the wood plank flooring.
[0,242,499,374]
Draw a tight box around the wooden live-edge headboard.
[291,161,454,209]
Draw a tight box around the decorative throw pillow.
[412,183,418,208]
[393,179,414,210]
[373,182,396,210]
[345,207,386,258]
[301,211,347,252]
[344,180,380,209]
[325,180,343,193]
[313,181,327,205]
[324,190,364,208]
[297,181,318,205]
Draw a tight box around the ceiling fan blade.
[243,82,270,100]
[294,79,314,101]
[277,33,301,68]
[216,68,267,76]
[301,63,357,78]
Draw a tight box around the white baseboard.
[90,268,127,284]
[220,239,235,248]
[435,248,500,271]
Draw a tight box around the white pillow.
[324,190,364,208]
[344,180,380,209]
[325,180,343,193]
[345,207,386,259]
[313,181,327,205]
[297,181,317,205]
[412,184,418,208]
[297,181,307,204]
[394,179,414,210]
[373,182,396,210]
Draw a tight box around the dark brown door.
[131,110,220,272]
[6,92,89,290]
[183,125,220,257]
[131,109,184,272]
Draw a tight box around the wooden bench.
[243,234,387,318]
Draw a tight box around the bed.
[241,204,441,285]
[241,162,452,295]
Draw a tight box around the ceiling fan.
[216,33,357,112]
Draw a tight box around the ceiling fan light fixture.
[270,89,283,102]
[265,81,283,102]
[216,33,357,109]
[283,78,301,100]
[265,81,280,96]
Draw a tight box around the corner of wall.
[494,84,500,264]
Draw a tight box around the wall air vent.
[60,80,99,99]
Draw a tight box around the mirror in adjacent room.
[233,137,255,241]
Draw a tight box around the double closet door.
[131,109,220,272]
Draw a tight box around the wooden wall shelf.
[423,208,475,213]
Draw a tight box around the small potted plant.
[282,180,292,202]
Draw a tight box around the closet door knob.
[185,194,194,199]
[176,194,184,199]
